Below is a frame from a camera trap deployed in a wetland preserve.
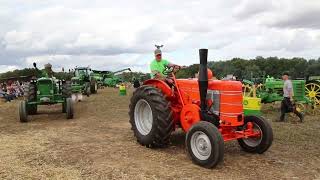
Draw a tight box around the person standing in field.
[279,72,304,122]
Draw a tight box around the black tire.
[24,83,37,115]
[19,100,28,123]
[24,83,36,101]
[90,80,97,94]
[66,98,74,119]
[129,85,174,148]
[28,105,37,115]
[237,115,273,154]
[62,81,72,98]
[186,121,224,168]
[84,83,90,97]
[62,102,66,113]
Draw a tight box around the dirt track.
[0,88,319,179]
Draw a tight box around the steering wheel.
[162,65,181,76]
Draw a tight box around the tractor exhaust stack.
[198,49,208,111]
[198,49,220,126]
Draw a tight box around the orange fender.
[143,79,173,97]
[180,104,201,132]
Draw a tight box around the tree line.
[176,56,320,80]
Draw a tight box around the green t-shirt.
[150,59,170,78]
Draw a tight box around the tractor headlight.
[37,91,40,95]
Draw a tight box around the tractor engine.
[176,79,244,127]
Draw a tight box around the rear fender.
[143,79,173,97]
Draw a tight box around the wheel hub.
[243,122,263,147]
[191,131,212,160]
[309,91,316,98]
[134,99,153,136]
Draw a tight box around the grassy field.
[0,88,319,179]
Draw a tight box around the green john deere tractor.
[19,63,74,122]
[257,77,310,104]
[103,68,131,87]
[243,76,318,114]
[90,70,110,89]
[71,67,97,99]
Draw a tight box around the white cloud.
[0,65,20,73]
[0,0,320,74]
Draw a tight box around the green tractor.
[71,67,98,101]
[243,76,317,114]
[19,64,74,122]
[257,77,310,104]
[90,70,110,89]
[103,68,131,87]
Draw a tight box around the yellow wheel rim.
[305,83,320,105]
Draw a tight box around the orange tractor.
[129,49,273,168]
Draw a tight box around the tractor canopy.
[74,67,90,79]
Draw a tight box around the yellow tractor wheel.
[305,83,320,105]
[308,103,320,116]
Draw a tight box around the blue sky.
[0,0,320,73]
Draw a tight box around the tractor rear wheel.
[66,98,74,119]
[19,100,28,123]
[90,80,98,94]
[62,102,66,113]
[186,121,224,168]
[62,81,72,98]
[129,86,174,148]
[85,82,91,97]
[24,83,37,115]
[24,83,36,101]
[237,115,273,154]
[28,105,38,115]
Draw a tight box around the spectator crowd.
[0,80,25,103]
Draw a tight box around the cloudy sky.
[0,0,320,73]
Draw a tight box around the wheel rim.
[243,122,263,147]
[134,99,153,135]
[305,83,320,105]
[190,131,212,160]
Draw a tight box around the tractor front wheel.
[237,115,273,154]
[19,100,28,123]
[186,121,224,168]
[90,81,98,94]
[129,86,174,148]
[66,98,74,119]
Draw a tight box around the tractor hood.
[38,77,53,82]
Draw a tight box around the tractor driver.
[33,62,54,78]
[150,47,179,80]
[44,63,54,78]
